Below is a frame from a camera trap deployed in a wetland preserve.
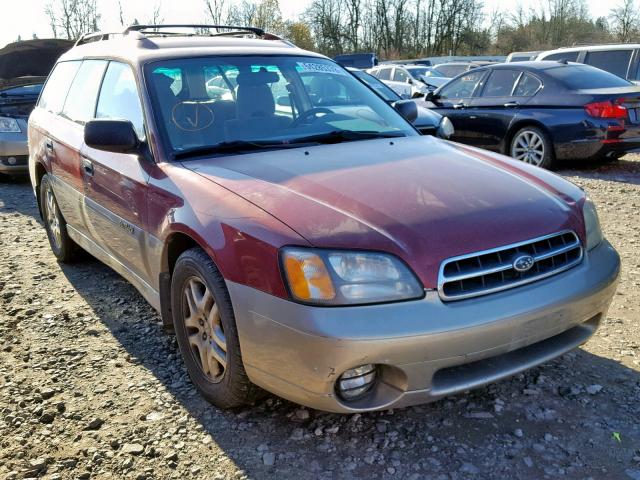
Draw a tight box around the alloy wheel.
[44,185,62,250]
[511,130,545,166]
[182,276,227,382]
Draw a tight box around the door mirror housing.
[392,99,418,123]
[425,90,438,102]
[84,119,140,154]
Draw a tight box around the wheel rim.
[44,185,62,250]
[182,276,227,383]
[511,130,545,166]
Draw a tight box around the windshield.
[145,56,416,156]
[545,65,632,89]
[352,70,400,102]
[433,64,469,78]
[406,67,430,77]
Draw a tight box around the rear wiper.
[287,130,406,145]
[173,140,305,160]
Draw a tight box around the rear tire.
[510,126,555,169]
[171,247,260,409]
[40,174,80,262]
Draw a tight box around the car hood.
[184,136,585,288]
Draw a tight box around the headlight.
[0,117,20,133]
[281,248,424,305]
[437,116,454,139]
[583,198,603,250]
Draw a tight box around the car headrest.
[236,70,279,86]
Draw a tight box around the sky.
[0,0,617,49]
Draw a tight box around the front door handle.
[504,102,520,108]
[453,102,467,109]
[81,157,94,176]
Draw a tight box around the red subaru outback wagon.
[28,25,620,413]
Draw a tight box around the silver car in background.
[0,38,72,177]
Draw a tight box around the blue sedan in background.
[424,61,640,169]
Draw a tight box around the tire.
[40,174,80,262]
[171,247,260,409]
[509,126,555,169]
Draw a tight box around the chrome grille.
[438,231,583,301]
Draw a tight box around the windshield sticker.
[296,62,348,76]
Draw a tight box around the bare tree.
[45,0,101,39]
[148,1,164,24]
[610,0,640,41]
[118,0,126,27]
[203,0,230,24]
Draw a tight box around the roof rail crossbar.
[74,31,119,47]
[124,24,265,37]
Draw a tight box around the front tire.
[510,126,555,169]
[171,247,260,409]
[40,174,80,262]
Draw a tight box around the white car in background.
[536,44,640,83]
[368,64,448,98]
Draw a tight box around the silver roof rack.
[73,24,293,47]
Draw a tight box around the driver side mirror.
[84,119,140,154]
[407,78,413,85]
[392,99,418,123]
[425,90,439,102]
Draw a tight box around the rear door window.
[62,60,108,124]
[584,49,632,78]
[377,68,392,80]
[38,61,81,114]
[513,73,542,96]
[543,51,580,62]
[95,62,145,140]
[481,69,521,97]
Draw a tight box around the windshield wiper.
[287,130,406,145]
[173,140,306,160]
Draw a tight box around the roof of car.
[538,44,640,56]
[477,61,588,71]
[57,30,325,65]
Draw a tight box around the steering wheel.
[171,99,215,132]
[291,107,334,127]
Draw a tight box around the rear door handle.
[504,102,520,108]
[81,157,94,176]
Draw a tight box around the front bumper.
[228,240,620,413]
[0,137,29,174]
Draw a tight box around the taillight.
[584,101,628,119]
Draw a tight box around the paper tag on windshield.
[297,62,348,76]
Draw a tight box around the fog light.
[7,156,16,165]
[337,364,377,400]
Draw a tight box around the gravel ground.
[0,156,639,480]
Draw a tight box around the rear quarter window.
[584,49,633,78]
[546,65,632,89]
[38,61,81,114]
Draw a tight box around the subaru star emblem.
[513,255,535,272]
